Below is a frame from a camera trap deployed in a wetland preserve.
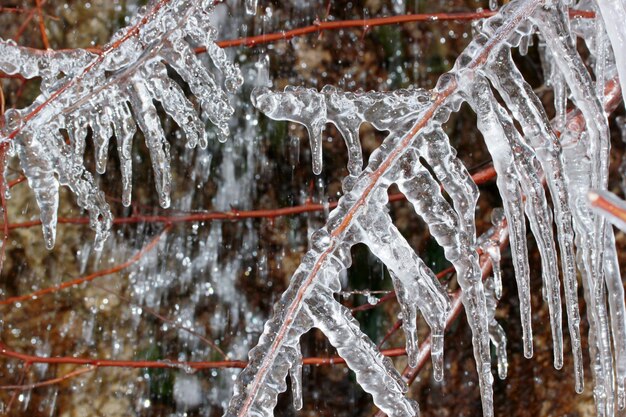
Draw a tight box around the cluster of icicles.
[0,0,243,250]
[232,1,626,417]
[1,0,626,416]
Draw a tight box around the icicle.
[535,7,617,409]
[129,79,172,208]
[251,86,435,177]
[603,228,626,410]
[142,61,206,149]
[357,207,449,376]
[288,345,303,410]
[405,122,493,417]
[485,277,507,380]
[251,86,327,175]
[414,125,478,239]
[483,45,582,385]
[164,36,234,142]
[245,0,257,15]
[307,290,417,417]
[110,101,137,207]
[463,77,533,360]
[383,140,484,382]
[16,131,59,249]
[90,103,113,175]
[595,0,626,107]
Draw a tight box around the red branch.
[0,166,496,231]
[0,226,169,306]
[212,9,593,50]
[0,366,94,391]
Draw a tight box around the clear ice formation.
[479,209,508,380]
[589,190,626,232]
[2,0,626,416]
[239,0,626,416]
[0,0,242,250]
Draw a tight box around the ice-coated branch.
[0,0,242,250]
[231,1,543,416]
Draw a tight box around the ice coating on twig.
[595,0,626,107]
[357,208,450,377]
[536,5,625,415]
[226,109,452,416]
[589,190,626,233]
[251,85,433,178]
[0,0,242,248]
[234,2,560,416]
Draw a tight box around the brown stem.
[0,166,496,231]
[0,226,169,306]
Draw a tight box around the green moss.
[137,345,175,404]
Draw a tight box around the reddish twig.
[8,176,26,188]
[211,9,590,49]
[0,365,94,390]
[0,165,496,231]
[377,319,404,350]
[34,0,49,49]
[13,0,48,42]
[0,340,408,371]
[91,282,228,359]
[0,226,169,306]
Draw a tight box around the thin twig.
[0,226,170,306]
[0,165,496,231]
[0,366,94,390]
[34,0,49,49]
[91,282,228,359]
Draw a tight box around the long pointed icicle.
[463,78,534,360]
[306,290,418,417]
[483,44,583,387]
[129,79,172,209]
[471,75,565,368]
[535,6,618,410]
[357,205,450,376]
[15,131,59,249]
[386,143,481,377]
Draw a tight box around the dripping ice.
[0,0,243,250]
[2,0,626,416]
[238,1,626,417]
